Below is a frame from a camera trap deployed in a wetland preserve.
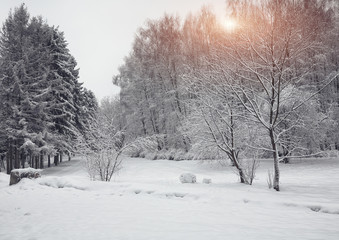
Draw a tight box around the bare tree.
[115,15,188,153]
[219,0,338,191]
[183,56,259,184]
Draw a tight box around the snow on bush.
[320,150,339,158]
[179,173,196,183]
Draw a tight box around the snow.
[11,167,42,174]
[1,157,339,240]
[202,178,212,184]
[179,172,197,183]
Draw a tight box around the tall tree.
[220,0,338,190]
[46,27,80,158]
[0,4,31,172]
[0,4,97,172]
[116,15,187,151]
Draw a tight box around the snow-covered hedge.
[179,173,196,183]
[9,168,42,186]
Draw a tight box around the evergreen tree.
[46,27,80,160]
[0,4,98,172]
[0,4,31,172]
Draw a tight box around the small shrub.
[139,151,146,158]
[85,149,123,182]
[173,150,185,161]
[242,159,260,185]
[166,150,176,160]
[157,153,167,160]
[144,152,156,160]
[184,152,196,160]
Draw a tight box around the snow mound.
[202,178,211,184]
[179,173,196,183]
[37,177,87,190]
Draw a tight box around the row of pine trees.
[0,5,98,174]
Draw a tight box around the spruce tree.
[0,4,31,172]
[46,27,80,160]
[0,4,97,172]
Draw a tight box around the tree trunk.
[14,142,19,169]
[182,135,189,153]
[48,155,51,168]
[35,156,39,169]
[229,151,247,184]
[21,152,25,168]
[30,154,33,168]
[40,154,44,169]
[0,155,5,172]
[54,154,59,166]
[68,154,71,161]
[60,152,63,163]
[269,128,280,191]
[239,169,246,184]
[6,142,12,174]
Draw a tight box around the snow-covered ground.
[1,157,339,240]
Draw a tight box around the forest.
[0,0,339,192]
[113,0,339,191]
[0,5,98,173]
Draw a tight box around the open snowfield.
[1,157,339,240]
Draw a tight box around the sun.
[223,18,237,32]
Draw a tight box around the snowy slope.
[0,157,338,240]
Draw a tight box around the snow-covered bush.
[141,149,195,161]
[173,150,192,161]
[139,151,146,158]
[84,134,159,181]
[179,173,196,183]
[318,150,339,158]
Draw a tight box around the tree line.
[114,0,339,190]
[0,4,98,174]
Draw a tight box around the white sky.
[0,0,226,101]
